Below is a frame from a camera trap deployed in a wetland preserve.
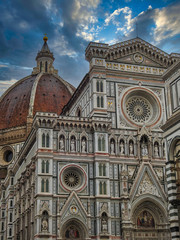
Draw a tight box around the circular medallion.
[134,53,144,63]
[70,205,78,214]
[59,164,87,192]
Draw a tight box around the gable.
[60,191,88,225]
[129,163,167,203]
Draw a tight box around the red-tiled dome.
[0,37,75,131]
[0,73,75,130]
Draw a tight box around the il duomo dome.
[0,36,180,240]
[0,36,75,168]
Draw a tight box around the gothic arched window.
[100,182,103,194]
[40,61,42,72]
[97,80,100,92]
[42,160,45,173]
[41,179,45,192]
[46,134,50,148]
[98,137,102,151]
[100,81,103,92]
[101,96,104,108]
[97,96,100,107]
[45,61,48,72]
[42,133,45,147]
[103,164,106,176]
[102,137,105,151]
[46,161,49,173]
[46,179,49,192]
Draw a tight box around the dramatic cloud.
[153,3,180,42]
[0,0,180,96]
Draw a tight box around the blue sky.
[0,0,180,96]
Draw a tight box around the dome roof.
[0,36,75,131]
[0,73,75,130]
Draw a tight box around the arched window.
[103,164,106,176]
[46,179,49,192]
[46,161,49,173]
[41,179,45,192]
[45,61,48,72]
[101,96,104,108]
[1,222,4,231]
[97,96,100,107]
[102,137,105,151]
[46,134,49,148]
[98,137,101,151]
[40,61,42,72]
[104,182,107,194]
[100,182,103,194]
[42,133,45,147]
[99,163,102,176]
[10,213,12,222]
[9,228,12,236]
[77,109,81,117]
[100,81,103,92]
[97,80,100,92]
[100,182,107,194]
[42,160,45,173]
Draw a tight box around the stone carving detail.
[106,61,165,75]
[110,139,115,154]
[136,173,160,197]
[128,166,136,178]
[129,140,134,155]
[126,97,151,123]
[154,168,164,181]
[101,212,108,233]
[59,135,65,151]
[154,142,159,157]
[81,137,87,153]
[141,136,148,157]
[120,140,125,155]
[70,137,76,152]
[134,53,144,63]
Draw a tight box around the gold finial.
[43,33,48,42]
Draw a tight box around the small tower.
[32,34,58,75]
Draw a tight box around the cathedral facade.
[0,36,180,240]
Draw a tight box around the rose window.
[59,164,87,192]
[64,171,80,188]
[126,97,151,123]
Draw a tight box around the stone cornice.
[85,37,180,68]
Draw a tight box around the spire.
[36,34,54,61]
[32,35,58,75]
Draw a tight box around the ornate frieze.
[105,61,166,75]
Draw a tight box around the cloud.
[0,79,18,97]
[153,3,180,42]
[105,7,132,26]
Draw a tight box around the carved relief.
[136,173,160,197]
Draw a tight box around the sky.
[0,0,180,96]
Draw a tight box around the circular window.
[64,171,80,188]
[121,87,162,127]
[60,164,87,192]
[4,150,13,162]
[126,96,151,123]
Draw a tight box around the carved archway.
[131,198,170,240]
[60,219,89,240]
